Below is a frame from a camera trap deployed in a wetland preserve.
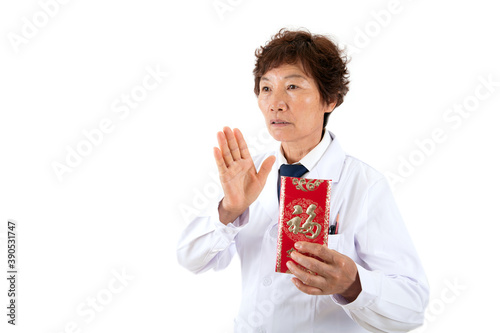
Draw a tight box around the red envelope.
[275,176,332,274]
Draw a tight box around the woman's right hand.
[213,127,276,225]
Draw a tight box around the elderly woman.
[177,29,429,332]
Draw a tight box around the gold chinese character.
[286,205,303,234]
[286,204,322,239]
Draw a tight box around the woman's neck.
[281,130,323,164]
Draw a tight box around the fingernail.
[295,242,302,250]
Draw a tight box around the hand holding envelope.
[287,242,362,303]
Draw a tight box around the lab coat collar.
[306,131,346,183]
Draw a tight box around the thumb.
[256,155,276,183]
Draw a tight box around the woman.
[178,28,429,332]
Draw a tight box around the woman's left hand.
[286,241,362,302]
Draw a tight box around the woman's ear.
[329,100,337,112]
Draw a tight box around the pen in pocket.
[329,213,339,235]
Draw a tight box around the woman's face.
[257,63,335,150]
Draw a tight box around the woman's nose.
[270,90,287,112]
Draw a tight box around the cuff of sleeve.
[209,202,250,246]
[331,264,382,310]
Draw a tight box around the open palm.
[213,127,276,224]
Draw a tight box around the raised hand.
[213,127,276,225]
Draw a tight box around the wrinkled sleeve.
[332,178,429,333]
[177,200,249,274]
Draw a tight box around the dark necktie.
[278,164,308,200]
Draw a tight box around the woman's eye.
[288,84,298,90]
[261,86,270,92]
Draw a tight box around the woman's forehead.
[261,63,311,80]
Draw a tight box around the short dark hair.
[253,28,350,128]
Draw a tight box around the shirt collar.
[277,131,333,171]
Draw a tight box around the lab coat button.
[262,276,272,286]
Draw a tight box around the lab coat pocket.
[327,234,344,253]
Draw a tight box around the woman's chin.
[268,127,293,143]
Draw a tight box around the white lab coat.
[177,131,429,333]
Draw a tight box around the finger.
[295,242,336,264]
[213,147,227,174]
[256,155,276,184]
[291,249,330,278]
[233,128,251,159]
[217,130,234,167]
[286,260,325,289]
[291,277,324,296]
[223,126,241,161]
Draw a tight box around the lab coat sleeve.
[332,178,429,333]
[177,201,249,274]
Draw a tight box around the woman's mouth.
[271,120,291,126]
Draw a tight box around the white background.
[1,0,499,332]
